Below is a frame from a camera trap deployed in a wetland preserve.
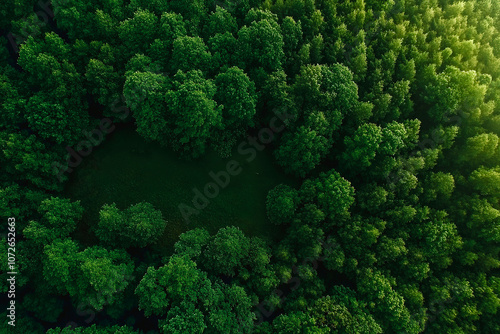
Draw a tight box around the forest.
[1,0,500,333]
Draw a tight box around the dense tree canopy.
[96,201,166,248]
[1,0,500,333]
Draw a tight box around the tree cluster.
[1,0,500,333]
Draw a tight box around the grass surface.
[65,124,299,254]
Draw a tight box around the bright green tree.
[96,202,166,248]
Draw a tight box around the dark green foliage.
[237,15,284,72]
[24,197,84,244]
[136,255,209,317]
[174,228,211,258]
[171,36,212,73]
[95,202,166,248]
[0,133,66,190]
[18,33,89,144]
[308,287,383,333]
[125,69,222,157]
[204,6,238,37]
[0,72,25,130]
[300,170,355,222]
[43,240,135,310]
[275,63,363,177]
[136,248,257,333]
[266,184,299,225]
[202,226,250,277]
[214,66,257,129]
[2,0,500,332]
[274,123,330,178]
[119,9,158,56]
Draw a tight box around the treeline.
[1,0,500,333]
